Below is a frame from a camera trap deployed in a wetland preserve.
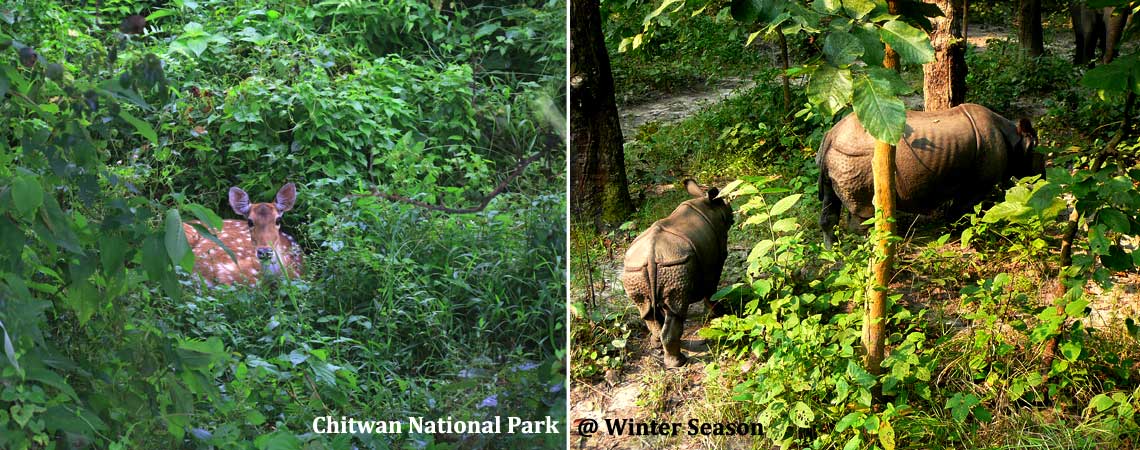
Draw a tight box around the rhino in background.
[817,103,1042,248]
[622,179,734,368]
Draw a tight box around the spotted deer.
[182,183,303,286]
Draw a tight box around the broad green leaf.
[867,67,913,95]
[1080,57,1139,94]
[879,417,896,450]
[142,234,168,281]
[1102,244,1134,270]
[823,32,864,66]
[769,193,802,216]
[1090,393,1116,412]
[879,19,934,65]
[164,209,190,267]
[718,180,746,198]
[1065,298,1090,317]
[814,0,841,13]
[119,110,158,144]
[146,9,177,21]
[842,0,876,19]
[37,195,83,255]
[853,73,906,144]
[645,0,684,26]
[64,279,100,325]
[1097,208,1131,233]
[791,401,814,427]
[807,65,853,117]
[843,435,863,450]
[852,23,885,67]
[982,201,1031,223]
[771,217,798,232]
[1060,340,1082,361]
[12,175,43,216]
[836,412,865,432]
[177,337,227,370]
[185,203,224,230]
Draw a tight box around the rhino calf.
[622,179,734,367]
[818,103,1042,248]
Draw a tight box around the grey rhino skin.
[622,179,733,368]
[1072,4,1131,66]
[818,103,1041,248]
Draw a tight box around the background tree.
[1018,0,1045,56]
[923,0,967,110]
[571,0,634,229]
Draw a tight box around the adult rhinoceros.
[817,103,1042,248]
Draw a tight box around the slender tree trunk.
[570,0,633,229]
[923,0,967,111]
[1018,0,1045,56]
[778,30,791,114]
[865,0,900,377]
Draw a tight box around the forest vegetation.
[571,0,1140,448]
[0,0,566,448]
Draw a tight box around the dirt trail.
[619,77,754,140]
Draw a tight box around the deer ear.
[229,187,251,216]
[275,183,297,213]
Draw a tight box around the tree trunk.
[865,0,900,378]
[923,0,967,111]
[778,30,791,114]
[570,0,633,229]
[1018,0,1045,57]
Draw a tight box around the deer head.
[185,183,302,286]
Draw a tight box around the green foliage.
[603,0,767,104]
[727,0,933,141]
[965,39,1075,112]
[0,0,565,448]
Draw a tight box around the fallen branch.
[361,151,544,214]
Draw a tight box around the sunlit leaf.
[879,19,934,65]
[852,72,906,144]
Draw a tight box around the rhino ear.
[684,179,704,197]
[707,187,721,201]
[1016,118,1038,151]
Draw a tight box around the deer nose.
[256,247,273,260]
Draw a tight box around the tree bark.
[570,0,633,229]
[778,30,791,114]
[923,0,967,111]
[1018,0,1045,57]
[865,0,900,378]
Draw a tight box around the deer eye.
[275,217,282,226]
[246,219,254,228]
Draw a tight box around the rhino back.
[823,103,1015,216]
[624,200,726,276]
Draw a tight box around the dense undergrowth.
[572,4,1140,448]
[1,0,565,448]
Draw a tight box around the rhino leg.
[819,171,842,249]
[661,303,689,368]
[658,264,697,367]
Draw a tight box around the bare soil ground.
[572,23,1137,450]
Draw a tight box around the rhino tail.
[816,131,834,202]
[646,236,661,315]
